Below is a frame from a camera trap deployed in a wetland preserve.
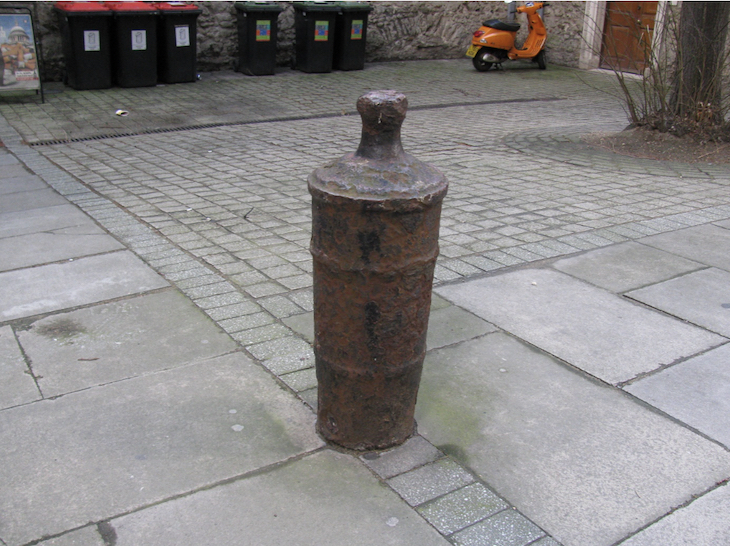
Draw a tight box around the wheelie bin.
[54,2,113,90]
[293,2,340,73]
[333,2,372,71]
[154,2,201,84]
[106,1,159,87]
[234,2,283,76]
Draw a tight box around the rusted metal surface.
[309,90,448,450]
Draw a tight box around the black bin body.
[107,2,158,87]
[235,2,283,76]
[54,2,113,90]
[333,3,372,71]
[155,2,201,84]
[293,2,339,73]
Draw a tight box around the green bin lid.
[293,2,341,12]
[234,2,284,13]
[336,2,372,12]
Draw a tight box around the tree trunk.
[670,2,730,127]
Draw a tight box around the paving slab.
[0,325,40,409]
[0,199,121,272]
[0,203,98,239]
[361,435,444,480]
[36,526,105,546]
[279,366,317,392]
[0,151,25,168]
[435,269,723,385]
[387,458,476,507]
[0,175,47,195]
[531,538,561,546]
[0,148,13,160]
[640,224,730,272]
[619,484,730,546]
[0,229,124,271]
[449,508,545,546]
[416,482,509,536]
[427,305,498,349]
[415,333,730,546]
[552,241,703,293]
[626,343,730,449]
[626,267,730,337]
[261,347,315,375]
[280,311,314,342]
[17,290,238,396]
[0,251,169,321]
[0,352,323,546]
[109,450,449,546]
[281,305,496,351]
[0,187,68,214]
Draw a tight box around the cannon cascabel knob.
[355,90,407,160]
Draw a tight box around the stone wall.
[540,1,585,68]
[27,1,586,82]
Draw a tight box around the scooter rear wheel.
[472,49,493,72]
[535,50,547,70]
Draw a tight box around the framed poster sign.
[0,5,42,99]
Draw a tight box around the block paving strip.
[361,436,558,546]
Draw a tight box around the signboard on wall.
[0,8,41,91]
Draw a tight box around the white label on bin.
[175,25,190,47]
[131,30,147,51]
[84,30,100,51]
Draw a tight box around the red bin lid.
[104,1,158,11]
[153,2,200,11]
[55,1,112,12]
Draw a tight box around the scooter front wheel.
[472,49,493,72]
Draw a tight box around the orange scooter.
[466,1,548,72]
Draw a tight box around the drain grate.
[28,97,563,147]
[28,114,340,146]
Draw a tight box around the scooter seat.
[482,19,521,32]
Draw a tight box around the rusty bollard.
[309,90,448,450]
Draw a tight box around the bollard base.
[315,420,419,452]
[315,353,424,451]
[311,255,433,451]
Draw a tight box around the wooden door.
[600,1,658,73]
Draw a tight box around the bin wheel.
[472,49,493,72]
[535,50,547,70]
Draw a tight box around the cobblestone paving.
[3,59,730,546]
[2,61,620,143]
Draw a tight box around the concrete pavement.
[1,60,729,546]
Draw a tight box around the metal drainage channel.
[27,97,563,147]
